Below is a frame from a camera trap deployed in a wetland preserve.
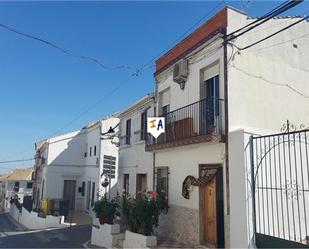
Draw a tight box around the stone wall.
[156,204,200,245]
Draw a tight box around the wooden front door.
[204,176,217,245]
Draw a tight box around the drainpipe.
[152,79,158,191]
[223,28,230,215]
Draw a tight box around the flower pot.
[123,230,157,248]
[91,221,120,248]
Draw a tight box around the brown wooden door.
[204,176,217,245]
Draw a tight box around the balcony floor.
[145,133,225,151]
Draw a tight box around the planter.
[123,230,157,248]
[91,219,120,248]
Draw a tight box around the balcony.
[145,97,225,151]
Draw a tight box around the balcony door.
[201,74,219,134]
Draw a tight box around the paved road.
[0,213,92,248]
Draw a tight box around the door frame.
[63,180,77,210]
[199,164,224,248]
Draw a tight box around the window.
[136,174,147,194]
[123,174,129,196]
[159,89,170,115]
[89,147,92,157]
[156,167,169,197]
[162,105,170,116]
[81,181,85,196]
[41,180,45,199]
[94,146,97,156]
[126,119,131,145]
[26,182,33,189]
[141,111,147,140]
[14,181,20,192]
[91,182,95,207]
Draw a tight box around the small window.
[141,111,147,140]
[94,146,97,156]
[91,182,95,207]
[136,174,147,194]
[162,105,170,116]
[126,119,131,145]
[156,167,169,197]
[81,181,85,196]
[14,182,20,188]
[123,174,129,196]
[26,182,33,189]
[89,147,92,157]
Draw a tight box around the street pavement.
[0,212,92,248]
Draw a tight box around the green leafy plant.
[93,195,119,225]
[121,190,168,236]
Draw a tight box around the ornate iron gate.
[249,122,309,247]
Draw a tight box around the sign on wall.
[103,155,116,179]
[147,117,165,138]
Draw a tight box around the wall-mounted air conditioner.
[173,59,188,90]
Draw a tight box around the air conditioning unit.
[173,59,188,90]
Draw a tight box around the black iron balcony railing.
[146,97,224,147]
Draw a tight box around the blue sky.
[0,1,308,174]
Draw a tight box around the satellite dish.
[101,173,109,187]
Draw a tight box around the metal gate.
[249,122,309,247]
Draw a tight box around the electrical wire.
[226,0,303,41]
[0,22,136,72]
[0,158,34,164]
[227,0,291,38]
[243,9,309,36]
[230,64,309,99]
[0,2,226,162]
[140,0,225,70]
[243,31,309,52]
[238,15,309,50]
[48,71,140,138]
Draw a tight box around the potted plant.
[91,195,120,248]
[122,190,168,248]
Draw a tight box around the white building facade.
[0,168,33,212]
[145,6,309,248]
[117,94,155,196]
[32,117,119,216]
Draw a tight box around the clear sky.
[0,1,308,174]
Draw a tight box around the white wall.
[227,8,309,133]
[156,142,225,210]
[9,205,66,230]
[228,129,248,248]
[118,97,154,195]
[40,117,119,214]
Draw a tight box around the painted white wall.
[228,129,248,248]
[39,117,119,214]
[227,8,309,133]
[118,95,154,195]
[155,142,225,210]
[9,205,66,230]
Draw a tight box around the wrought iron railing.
[146,97,224,146]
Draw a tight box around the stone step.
[113,232,125,248]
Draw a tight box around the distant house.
[117,94,155,196]
[32,116,119,216]
[0,168,33,212]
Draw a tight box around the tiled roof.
[0,168,33,182]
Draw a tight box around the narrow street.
[0,213,92,248]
